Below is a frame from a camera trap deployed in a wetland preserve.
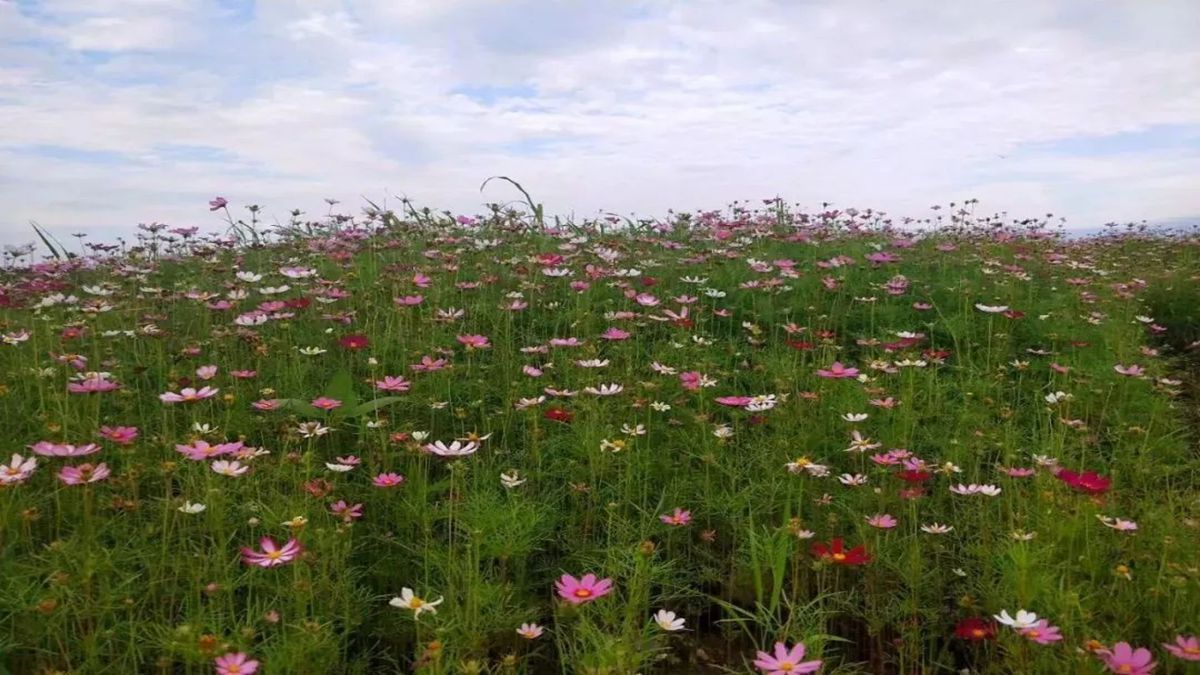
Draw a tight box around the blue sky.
[1,0,1198,245]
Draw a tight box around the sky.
[1,0,1199,246]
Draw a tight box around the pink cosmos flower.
[1018,620,1063,645]
[98,426,139,444]
[394,295,424,306]
[523,365,543,377]
[1113,364,1145,377]
[214,651,259,675]
[67,375,121,394]
[412,273,431,288]
[159,386,219,403]
[196,365,218,380]
[176,440,243,461]
[211,460,249,477]
[330,500,364,522]
[680,372,702,391]
[410,356,449,372]
[1003,467,1036,478]
[753,641,822,674]
[57,462,110,485]
[374,376,412,392]
[866,514,898,529]
[1096,642,1156,674]
[1164,635,1200,661]
[241,537,302,567]
[715,396,753,408]
[599,327,631,341]
[29,441,101,457]
[372,472,405,488]
[660,508,692,526]
[555,573,614,604]
[251,399,281,411]
[311,397,342,410]
[817,362,859,379]
[457,334,491,349]
[231,370,257,379]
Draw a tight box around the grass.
[0,201,1197,674]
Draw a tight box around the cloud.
[1,0,1198,244]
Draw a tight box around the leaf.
[275,399,326,418]
[348,396,407,417]
[323,369,359,412]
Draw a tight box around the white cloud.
[0,0,1198,245]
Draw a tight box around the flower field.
[1,200,1198,674]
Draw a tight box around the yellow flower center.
[971,629,985,638]
[1027,630,1040,638]
[227,667,241,674]
[832,552,847,561]
[574,589,593,598]
[1187,646,1200,654]
[267,550,282,560]
[410,598,424,608]
[779,663,795,672]
[1118,666,1132,674]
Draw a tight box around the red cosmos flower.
[285,297,311,310]
[1056,469,1111,494]
[811,538,871,566]
[544,407,573,424]
[338,334,369,350]
[955,617,997,641]
[1002,310,1025,320]
[896,469,932,483]
[787,340,815,351]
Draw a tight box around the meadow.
[1,196,1198,674]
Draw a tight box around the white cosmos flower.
[652,610,686,632]
[993,609,1038,629]
[325,462,355,473]
[841,413,869,422]
[425,440,479,457]
[500,470,526,489]
[921,523,954,534]
[178,501,207,514]
[975,303,1010,313]
[389,587,443,617]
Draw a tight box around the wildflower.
[921,523,954,534]
[816,361,859,378]
[517,623,544,639]
[975,304,1009,313]
[178,501,207,514]
[866,514,897,529]
[160,387,220,404]
[214,652,259,675]
[196,365,218,380]
[1113,364,1145,377]
[211,460,248,477]
[374,376,411,392]
[1164,635,1200,661]
[338,334,369,350]
[753,641,822,674]
[500,470,526,488]
[457,334,491,349]
[1018,620,1063,645]
[993,609,1038,629]
[330,500,363,522]
[389,588,444,617]
[295,422,330,438]
[424,440,479,457]
[372,473,405,488]
[811,538,871,565]
[954,617,996,641]
[1056,469,1111,494]
[1096,642,1157,674]
[0,453,37,485]
[240,537,302,567]
[98,426,139,444]
[653,609,686,631]
[660,508,692,526]
[555,573,614,604]
[310,397,342,410]
[29,442,101,457]
[57,462,110,485]
[1098,515,1138,532]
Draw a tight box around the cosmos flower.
[555,573,613,605]
[816,362,859,378]
[660,508,692,526]
[1163,635,1200,661]
[57,462,110,485]
[811,538,870,565]
[753,642,821,674]
[993,609,1038,629]
[214,652,259,675]
[159,386,219,403]
[389,588,443,617]
[241,537,302,567]
[1096,642,1157,674]
[653,609,686,631]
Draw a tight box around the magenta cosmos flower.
[372,472,406,488]
[1097,642,1157,674]
[240,537,302,567]
[753,641,822,674]
[29,441,101,457]
[457,334,491,349]
[555,573,613,604]
[817,362,859,379]
[1164,635,1200,661]
[67,375,121,394]
[214,651,258,674]
[374,376,411,392]
[1018,620,1063,645]
[98,425,139,444]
